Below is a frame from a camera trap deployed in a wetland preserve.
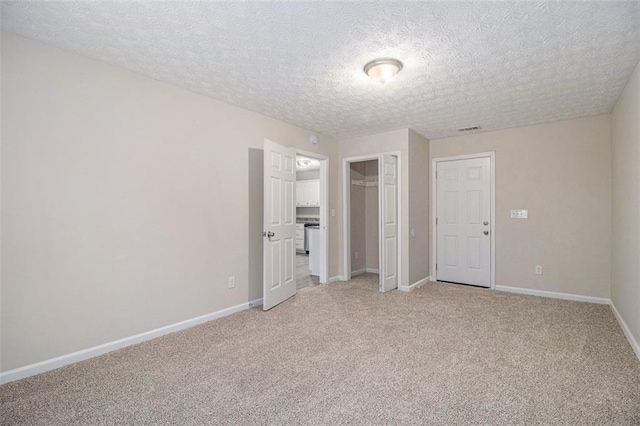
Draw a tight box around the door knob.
[483,221,489,226]
[261,231,275,239]
[483,230,489,235]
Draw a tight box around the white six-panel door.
[263,139,297,310]
[436,157,491,287]
[380,154,398,292]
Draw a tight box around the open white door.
[379,154,398,292]
[318,160,328,284]
[263,139,296,310]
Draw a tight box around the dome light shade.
[296,159,312,168]
[364,58,403,84]
[296,157,320,169]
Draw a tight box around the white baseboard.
[0,298,263,385]
[349,269,378,277]
[351,268,366,277]
[610,301,640,361]
[495,285,610,305]
[328,275,344,283]
[399,276,432,292]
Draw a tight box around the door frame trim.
[295,148,329,284]
[431,152,496,289]
[342,152,402,290]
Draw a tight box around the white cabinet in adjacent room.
[296,180,320,207]
[295,223,305,252]
[307,227,320,276]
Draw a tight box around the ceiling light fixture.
[296,159,312,168]
[364,58,403,84]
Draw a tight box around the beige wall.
[611,61,640,345]
[430,115,612,298]
[339,129,410,286]
[1,33,341,371]
[408,130,430,284]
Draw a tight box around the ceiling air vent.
[457,126,481,132]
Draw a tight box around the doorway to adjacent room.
[262,139,329,310]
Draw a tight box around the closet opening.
[349,160,379,288]
[343,153,400,292]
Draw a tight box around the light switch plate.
[510,209,528,219]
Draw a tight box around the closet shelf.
[351,178,378,187]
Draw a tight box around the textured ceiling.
[2,1,639,140]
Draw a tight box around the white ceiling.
[2,1,638,140]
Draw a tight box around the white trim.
[342,153,384,163]
[295,149,329,285]
[383,151,402,292]
[399,276,432,292]
[343,152,402,292]
[366,268,379,274]
[431,152,496,289]
[351,268,366,276]
[417,276,433,287]
[0,298,263,385]
[610,301,640,361]
[328,275,345,283]
[495,285,609,304]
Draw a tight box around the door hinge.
[436,218,438,225]
[435,171,438,179]
[436,264,438,271]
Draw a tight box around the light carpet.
[2,274,639,425]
